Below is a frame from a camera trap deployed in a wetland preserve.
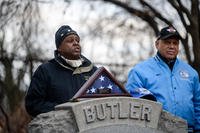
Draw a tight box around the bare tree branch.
[139,0,172,26]
[103,0,159,35]
[0,1,20,29]
[177,0,192,21]
[167,0,189,30]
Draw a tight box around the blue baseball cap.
[157,26,181,40]
[130,88,157,101]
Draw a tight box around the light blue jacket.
[126,55,200,130]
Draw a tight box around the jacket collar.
[156,52,176,71]
[54,50,94,74]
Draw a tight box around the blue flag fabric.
[86,73,123,94]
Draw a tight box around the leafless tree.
[0,0,43,132]
[102,0,200,77]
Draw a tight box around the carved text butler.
[83,101,152,124]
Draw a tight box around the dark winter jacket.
[25,52,97,117]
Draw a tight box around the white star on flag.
[99,76,105,81]
[91,87,96,93]
[108,84,113,90]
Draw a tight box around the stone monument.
[28,97,187,133]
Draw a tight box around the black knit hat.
[157,26,181,40]
[55,25,79,48]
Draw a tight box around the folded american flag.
[72,67,131,100]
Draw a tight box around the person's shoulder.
[177,58,198,75]
[177,59,193,69]
[134,57,155,68]
[81,54,95,66]
[80,55,97,72]
[36,59,56,70]
[81,55,91,62]
[128,57,155,75]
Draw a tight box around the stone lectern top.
[28,97,187,133]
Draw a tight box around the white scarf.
[61,56,83,67]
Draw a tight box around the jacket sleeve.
[194,76,200,130]
[126,67,145,95]
[25,65,57,117]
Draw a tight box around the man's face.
[156,37,179,60]
[58,34,81,60]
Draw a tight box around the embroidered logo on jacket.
[179,70,189,79]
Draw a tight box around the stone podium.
[27,97,187,133]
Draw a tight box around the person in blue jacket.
[25,25,97,117]
[126,26,200,132]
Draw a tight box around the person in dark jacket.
[25,25,97,117]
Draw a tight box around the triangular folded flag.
[72,67,131,101]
